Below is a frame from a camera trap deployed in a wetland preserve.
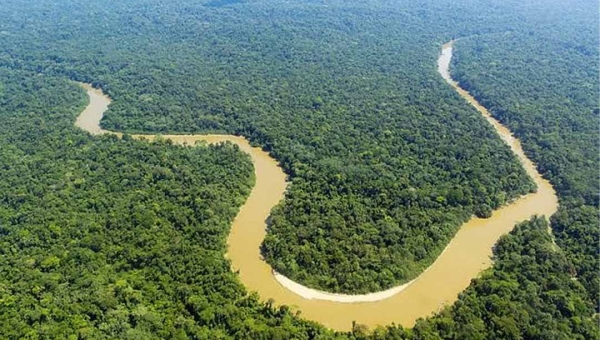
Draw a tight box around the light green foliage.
[0,0,536,293]
[0,70,331,338]
[0,0,597,338]
[451,0,599,307]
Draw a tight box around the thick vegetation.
[376,218,598,340]
[0,0,597,338]
[0,70,329,339]
[0,0,536,293]
[451,1,599,307]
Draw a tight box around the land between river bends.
[74,40,558,330]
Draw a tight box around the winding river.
[75,41,558,331]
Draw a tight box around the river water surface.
[75,41,558,331]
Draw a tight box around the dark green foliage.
[407,217,598,340]
[0,70,334,339]
[351,219,597,340]
[0,0,536,293]
[0,0,597,338]
[451,0,599,307]
[474,204,492,219]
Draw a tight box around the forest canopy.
[0,0,538,293]
[0,0,597,338]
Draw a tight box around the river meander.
[74,41,558,331]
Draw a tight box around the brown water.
[75,42,558,331]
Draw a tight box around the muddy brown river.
[75,41,558,331]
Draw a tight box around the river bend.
[74,41,558,331]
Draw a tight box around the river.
[74,41,558,331]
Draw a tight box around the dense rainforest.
[450,4,599,308]
[0,0,597,338]
[0,0,538,293]
[0,68,342,339]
